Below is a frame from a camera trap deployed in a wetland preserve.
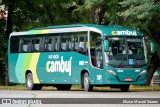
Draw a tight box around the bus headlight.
[136,70,147,81]
[107,70,116,76]
[139,70,147,76]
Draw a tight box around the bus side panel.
[8,54,24,83]
[8,53,41,84]
[88,67,105,85]
[36,52,90,84]
[71,53,90,84]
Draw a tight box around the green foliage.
[118,0,160,32]
[119,0,159,19]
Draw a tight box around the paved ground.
[0,89,160,107]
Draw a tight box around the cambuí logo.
[112,30,137,36]
[46,55,72,76]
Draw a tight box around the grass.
[0,85,26,90]
[129,85,160,91]
[0,85,160,91]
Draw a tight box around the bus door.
[90,32,103,69]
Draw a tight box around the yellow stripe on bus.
[41,30,49,34]
[29,53,40,83]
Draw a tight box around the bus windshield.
[105,37,146,68]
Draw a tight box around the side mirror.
[150,41,156,53]
[104,40,109,51]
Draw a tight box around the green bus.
[8,24,148,92]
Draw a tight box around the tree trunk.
[4,0,15,85]
[0,63,4,84]
[147,52,160,85]
[5,0,14,39]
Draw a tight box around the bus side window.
[18,38,23,52]
[22,39,27,52]
[78,35,87,54]
[39,36,45,51]
[29,38,34,52]
[10,36,20,53]
[61,36,67,51]
[22,38,32,52]
[34,38,40,51]
[45,34,60,52]
[34,36,45,52]
[79,41,84,51]
[46,37,53,51]
[68,34,74,51]
[65,36,69,51]
[79,36,84,52]
[73,32,87,54]
[74,36,79,51]
[55,36,60,52]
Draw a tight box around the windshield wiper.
[115,55,127,67]
[116,61,124,68]
[133,57,139,66]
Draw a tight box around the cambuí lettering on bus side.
[46,56,72,76]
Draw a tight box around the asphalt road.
[0,89,160,107]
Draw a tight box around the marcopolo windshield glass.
[105,37,147,68]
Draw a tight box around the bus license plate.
[125,78,132,81]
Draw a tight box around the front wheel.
[26,73,42,90]
[83,72,93,92]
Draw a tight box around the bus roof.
[10,24,143,37]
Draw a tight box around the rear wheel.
[83,72,93,92]
[120,85,130,92]
[56,84,72,91]
[26,73,42,90]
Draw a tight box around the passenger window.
[11,32,88,53]
[10,36,20,53]
[61,36,67,51]
[74,36,79,51]
[68,35,74,51]
[73,32,87,54]
[45,35,61,52]
[45,37,53,51]
[23,37,33,52]
[65,36,70,51]
[34,38,40,51]
[55,36,60,51]
[79,36,86,52]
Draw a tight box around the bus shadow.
[38,88,151,93]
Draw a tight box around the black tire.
[26,73,42,90]
[120,85,130,92]
[56,84,72,91]
[83,72,93,92]
[81,74,84,89]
